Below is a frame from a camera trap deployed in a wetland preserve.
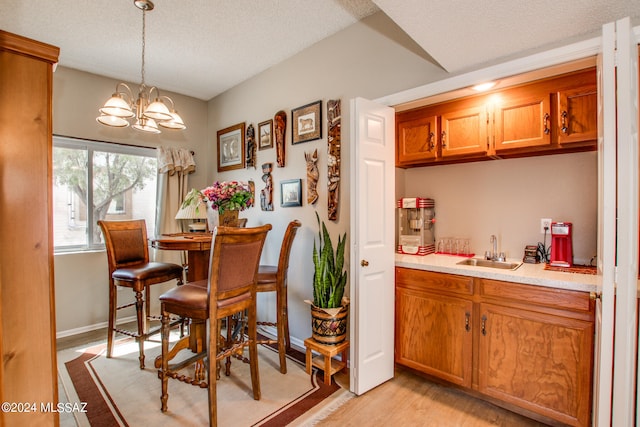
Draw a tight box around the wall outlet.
[540,218,552,234]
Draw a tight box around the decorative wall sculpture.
[260,162,274,211]
[327,99,341,220]
[274,110,287,167]
[245,124,256,168]
[305,149,319,205]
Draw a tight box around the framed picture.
[217,122,245,172]
[291,100,322,144]
[258,119,273,150]
[280,179,302,207]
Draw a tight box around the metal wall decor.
[274,111,287,167]
[291,100,322,144]
[327,99,341,220]
[217,122,245,172]
[245,124,256,168]
[305,149,319,204]
[260,162,274,211]
[280,179,302,207]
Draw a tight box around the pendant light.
[96,0,186,133]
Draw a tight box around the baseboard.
[56,315,137,339]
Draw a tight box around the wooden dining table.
[151,232,213,282]
[151,232,213,368]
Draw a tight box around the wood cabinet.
[395,268,595,427]
[396,68,597,167]
[0,31,60,426]
[395,269,473,387]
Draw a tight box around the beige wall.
[205,12,447,345]
[398,151,597,264]
[52,66,209,333]
[53,11,447,336]
[52,11,599,339]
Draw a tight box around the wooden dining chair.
[98,219,184,369]
[158,224,271,427]
[256,220,301,374]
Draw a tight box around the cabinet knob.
[360,259,369,267]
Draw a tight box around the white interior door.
[349,97,395,395]
[612,16,639,427]
[596,17,639,426]
[594,20,616,427]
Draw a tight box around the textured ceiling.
[1,0,639,102]
[375,0,640,74]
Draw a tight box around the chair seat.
[159,282,251,320]
[113,262,184,290]
[256,265,277,292]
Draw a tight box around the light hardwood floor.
[57,326,548,426]
[320,368,548,426]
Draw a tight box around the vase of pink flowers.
[201,181,254,227]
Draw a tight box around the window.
[53,136,157,252]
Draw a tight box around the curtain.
[153,147,196,264]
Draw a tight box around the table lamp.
[175,200,208,232]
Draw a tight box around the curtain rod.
[53,134,194,155]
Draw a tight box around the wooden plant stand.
[304,338,349,385]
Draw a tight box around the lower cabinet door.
[477,302,594,427]
[395,287,473,387]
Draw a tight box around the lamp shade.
[132,117,160,134]
[158,111,186,130]
[175,201,208,220]
[99,93,135,118]
[144,98,172,121]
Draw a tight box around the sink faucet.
[487,235,506,261]
[490,235,497,260]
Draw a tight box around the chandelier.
[96,0,186,133]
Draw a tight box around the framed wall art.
[280,179,302,207]
[258,119,273,150]
[217,122,245,172]
[291,100,322,144]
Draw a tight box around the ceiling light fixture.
[471,81,497,92]
[96,0,186,133]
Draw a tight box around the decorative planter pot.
[219,209,239,227]
[311,304,348,345]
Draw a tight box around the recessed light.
[472,82,497,92]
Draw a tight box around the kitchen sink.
[456,258,522,271]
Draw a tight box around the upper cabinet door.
[556,84,598,145]
[396,114,438,165]
[441,104,488,158]
[494,89,552,153]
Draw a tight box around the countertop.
[396,253,599,293]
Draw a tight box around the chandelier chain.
[141,8,146,86]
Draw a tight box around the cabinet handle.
[561,110,568,134]
[543,113,550,135]
[428,131,435,151]
[465,312,470,332]
[481,314,487,336]
[441,131,446,148]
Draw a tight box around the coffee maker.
[550,222,573,267]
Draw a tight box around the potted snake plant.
[310,212,349,344]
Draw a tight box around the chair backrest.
[207,224,272,308]
[98,219,150,275]
[276,220,302,282]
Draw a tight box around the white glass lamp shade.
[99,93,135,118]
[158,111,186,130]
[96,114,130,127]
[132,117,161,134]
[143,98,172,121]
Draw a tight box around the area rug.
[58,335,352,426]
